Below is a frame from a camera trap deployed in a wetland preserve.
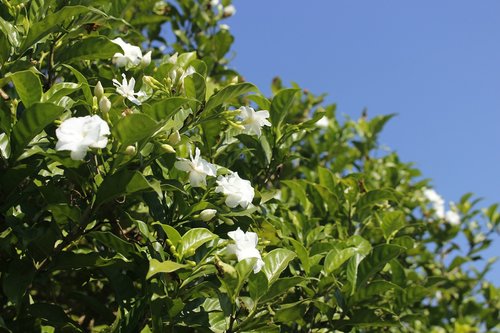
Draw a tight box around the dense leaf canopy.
[0,0,498,332]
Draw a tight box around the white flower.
[237,106,271,137]
[423,188,445,218]
[223,4,236,17]
[210,0,220,6]
[200,209,217,221]
[112,38,151,69]
[174,147,217,187]
[55,115,110,160]
[445,210,460,226]
[113,74,142,105]
[215,172,254,209]
[220,24,230,30]
[316,116,329,128]
[227,227,264,273]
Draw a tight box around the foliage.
[0,0,499,332]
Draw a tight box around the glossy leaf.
[270,88,300,130]
[94,169,160,207]
[11,102,64,158]
[203,82,258,115]
[7,69,42,108]
[178,228,217,259]
[56,36,122,63]
[143,97,194,121]
[379,211,406,241]
[356,244,405,289]
[112,113,158,146]
[262,248,296,285]
[147,259,189,279]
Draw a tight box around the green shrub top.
[0,0,498,332]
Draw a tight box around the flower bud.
[223,4,236,17]
[99,96,112,114]
[143,75,162,89]
[160,144,176,154]
[199,209,217,221]
[167,130,181,145]
[94,81,104,99]
[125,145,136,155]
[141,51,152,67]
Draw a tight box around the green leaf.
[147,259,189,279]
[2,258,35,307]
[260,277,306,302]
[350,280,403,305]
[29,303,78,328]
[178,228,217,259]
[20,6,103,54]
[324,247,357,274]
[262,248,296,285]
[204,82,258,115]
[63,64,93,105]
[51,252,118,270]
[288,238,310,274]
[42,82,81,103]
[112,113,158,146]
[356,189,399,213]
[318,166,336,190]
[184,72,206,110]
[88,231,137,257]
[356,244,404,289]
[56,36,122,63]
[95,170,160,207]
[346,253,363,295]
[379,211,406,241]
[275,301,308,324]
[11,102,64,158]
[270,88,300,130]
[7,69,42,108]
[143,97,194,122]
[152,223,181,247]
[248,271,269,301]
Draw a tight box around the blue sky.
[227,1,499,280]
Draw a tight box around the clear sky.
[227,1,499,280]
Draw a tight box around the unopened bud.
[227,119,245,130]
[99,96,111,114]
[141,51,152,67]
[125,145,136,155]
[222,4,236,17]
[160,144,175,154]
[94,81,104,99]
[167,130,181,145]
[199,209,217,222]
[143,75,162,89]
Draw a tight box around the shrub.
[0,1,498,332]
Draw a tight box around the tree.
[0,0,498,332]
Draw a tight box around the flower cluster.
[423,188,461,226]
[52,38,264,275]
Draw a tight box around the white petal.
[189,171,207,187]
[174,160,192,172]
